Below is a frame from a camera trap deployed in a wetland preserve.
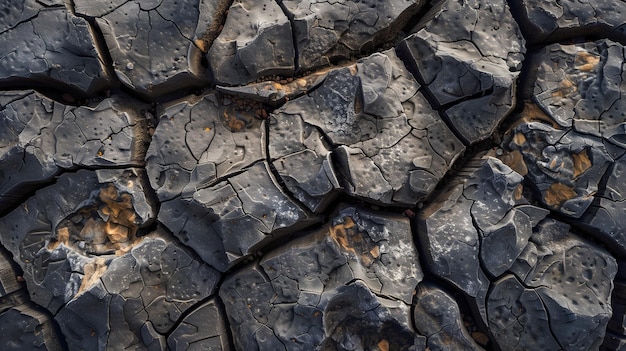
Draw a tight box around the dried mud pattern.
[1,0,626,350]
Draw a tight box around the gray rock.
[0,91,147,212]
[0,0,110,95]
[279,0,422,72]
[515,0,626,42]
[0,168,178,320]
[397,0,525,144]
[145,93,265,202]
[495,219,617,350]
[533,40,626,138]
[0,303,64,351]
[581,155,626,254]
[417,157,547,323]
[75,0,208,98]
[269,113,339,213]
[158,161,315,272]
[220,206,423,350]
[167,298,230,350]
[273,49,463,206]
[208,0,295,85]
[413,282,483,351]
[487,275,561,350]
[504,111,616,218]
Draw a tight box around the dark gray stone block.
[75,0,208,98]
[487,275,561,351]
[0,303,64,351]
[208,0,294,85]
[273,49,463,206]
[504,111,617,218]
[220,206,423,350]
[496,219,617,350]
[397,0,525,144]
[146,93,265,202]
[0,91,147,212]
[279,0,422,72]
[0,0,110,95]
[167,299,230,351]
[515,0,626,42]
[414,282,483,351]
[417,157,547,323]
[158,161,315,271]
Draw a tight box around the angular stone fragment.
[0,303,64,351]
[488,275,561,351]
[413,282,483,351]
[208,0,295,85]
[0,0,110,96]
[145,93,265,202]
[0,91,147,212]
[495,219,616,350]
[417,157,547,323]
[167,298,230,350]
[158,161,315,271]
[272,49,463,206]
[269,113,339,213]
[279,0,423,72]
[580,155,626,254]
[75,0,209,98]
[397,0,525,144]
[220,207,423,349]
[515,0,626,43]
[533,41,626,145]
[504,104,617,218]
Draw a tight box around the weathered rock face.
[220,206,424,350]
[1,0,626,350]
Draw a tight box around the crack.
[275,0,300,72]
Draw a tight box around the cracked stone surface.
[397,0,525,144]
[1,0,626,350]
[417,156,547,324]
[272,49,464,206]
[0,0,111,96]
[0,90,148,213]
[220,206,424,350]
[489,219,616,350]
[413,282,483,351]
[514,0,626,43]
[279,0,422,72]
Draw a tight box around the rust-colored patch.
[76,258,108,297]
[194,38,208,53]
[572,149,591,178]
[499,150,528,176]
[348,64,358,76]
[575,51,600,72]
[512,133,526,146]
[544,183,577,207]
[512,102,559,129]
[377,339,389,351]
[50,184,143,256]
[329,217,379,267]
[471,332,490,346]
[48,227,70,250]
[551,78,576,98]
[514,184,524,201]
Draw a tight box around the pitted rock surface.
[1,0,626,350]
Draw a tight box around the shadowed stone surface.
[0,0,110,96]
[0,0,626,350]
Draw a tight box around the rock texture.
[0,0,625,350]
